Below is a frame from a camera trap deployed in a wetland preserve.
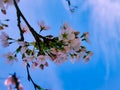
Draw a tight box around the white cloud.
[81,0,120,79]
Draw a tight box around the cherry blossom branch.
[26,63,48,90]
[13,0,58,55]
[13,0,49,89]
[13,0,44,53]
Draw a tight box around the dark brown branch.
[13,0,43,53]
[26,63,42,90]
[12,73,20,90]
[16,10,24,41]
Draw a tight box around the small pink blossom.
[0,1,6,14]
[50,51,67,64]
[84,51,93,61]
[59,26,75,42]
[0,0,20,14]
[37,55,47,65]
[0,32,9,40]
[20,46,27,54]
[38,21,50,30]
[70,38,81,51]
[62,22,69,30]
[23,55,34,64]
[5,75,23,90]
[1,40,9,47]
[83,32,90,42]
[0,32,10,47]
[18,41,28,54]
[32,62,39,68]
[4,76,15,86]
[20,24,30,33]
[63,45,71,53]
[3,52,18,64]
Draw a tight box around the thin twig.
[26,63,42,90]
[12,73,20,90]
[16,10,24,41]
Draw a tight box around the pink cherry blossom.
[5,75,23,90]
[18,41,29,54]
[0,0,6,14]
[0,32,9,40]
[84,51,93,61]
[32,62,39,68]
[23,55,34,64]
[70,38,81,51]
[38,21,50,30]
[59,25,76,42]
[50,51,68,64]
[37,55,47,65]
[4,76,15,86]
[0,32,10,47]
[3,52,18,64]
[20,24,30,33]
[83,32,90,42]
[0,0,20,14]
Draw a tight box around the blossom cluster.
[4,74,23,90]
[0,0,20,14]
[0,22,93,70]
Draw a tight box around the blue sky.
[0,0,120,90]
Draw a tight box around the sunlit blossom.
[4,76,15,86]
[5,75,23,90]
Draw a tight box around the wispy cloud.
[79,0,120,79]
[61,0,120,79]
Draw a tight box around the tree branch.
[26,63,43,90]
